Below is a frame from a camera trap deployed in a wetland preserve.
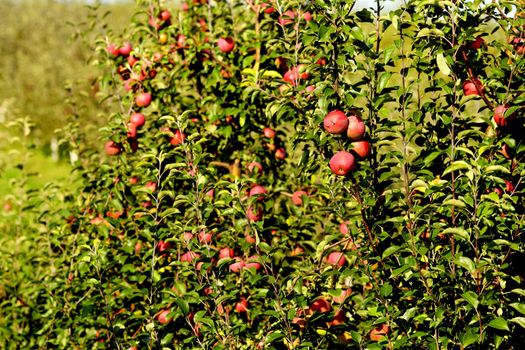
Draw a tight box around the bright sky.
[353,0,403,12]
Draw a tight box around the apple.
[339,221,349,235]
[462,79,483,96]
[157,309,172,325]
[247,206,263,221]
[278,10,296,26]
[160,10,171,21]
[170,130,186,145]
[352,140,371,158]
[127,123,138,138]
[303,11,312,21]
[129,176,139,185]
[332,289,352,304]
[346,115,365,140]
[324,110,349,134]
[469,36,485,50]
[329,151,356,176]
[275,148,286,160]
[244,255,262,270]
[283,65,309,86]
[182,232,194,241]
[263,127,276,138]
[177,34,186,49]
[206,189,215,198]
[493,187,503,197]
[493,104,515,127]
[235,298,248,313]
[152,52,163,62]
[309,298,331,314]
[247,161,263,175]
[326,251,347,267]
[328,310,346,327]
[501,144,511,159]
[291,190,308,206]
[219,247,235,260]
[181,2,189,11]
[505,180,515,192]
[105,141,121,156]
[156,240,172,254]
[119,42,132,57]
[127,54,139,67]
[145,181,157,192]
[249,185,267,200]
[370,324,389,341]
[198,230,213,243]
[229,259,245,272]
[135,92,152,107]
[305,85,316,93]
[261,3,274,14]
[130,112,145,128]
[180,251,200,262]
[511,37,525,54]
[107,43,120,57]
[218,37,235,53]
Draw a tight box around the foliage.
[1,0,524,349]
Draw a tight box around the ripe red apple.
[505,180,515,192]
[235,298,248,313]
[329,151,356,176]
[309,298,331,314]
[324,110,349,134]
[249,185,267,200]
[352,140,371,158]
[332,289,352,304]
[303,11,312,21]
[105,141,121,156]
[127,123,138,138]
[157,309,172,325]
[218,37,235,53]
[278,10,296,26]
[501,144,511,159]
[339,221,349,235]
[182,232,194,241]
[292,190,308,206]
[219,247,235,260]
[247,206,263,221]
[326,251,347,267]
[247,161,263,175]
[145,181,157,192]
[328,310,346,327]
[107,43,120,57]
[170,130,186,145]
[129,176,139,185]
[180,251,200,262]
[469,36,485,50]
[263,127,276,138]
[134,241,142,255]
[493,104,514,127]
[370,324,389,341]
[462,79,483,96]
[198,230,212,243]
[130,113,145,128]
[493,187,503,197]
[261,2,274,14]
[119,42,132,57]
[160,10,171,21]
[346,115,365,140]
[135,92,152,107]
[275,148,286,160]
[244,255,262,270]
[156,240,172,254]
[511,37,525,54]
[229,259,245,272]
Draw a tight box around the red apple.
[309,298,331,314]
[329,151,356,176]
[332,289,352,304]
[505,180,515,192]
[244,255,262,270]
[247,162,263,175]
[157,309,172,325]
[303,11,312,21]
[493,187,503,197]
[326,252,347,267]
[130,113,145,128]
[127,123,138,138]
[462,79,483,96]
[219,247,235,260]
[156,240,172,254]
[160,10,171,21]
[469,36,485,50]
[324,110,349,134]
[278,10,296,26]
[105,141,121,156]
[198,230,212,243]
[249,185,267,200]
[292,190,308,206]
[263,127,276,138]
[501,144,511,159]
[247,206,263,221]
[370,324,389,341]
[135,92,152,107]
[180,251,200,262]
[119,42,132,57]
[235,298,248,313]
[493,104,514,127]
[328,310,346,327]
[145,181,157,192]
[339,221,349,235]
[261,3,274,14]
[229,259,245,272]
[218,37,235,53]
[275,148,286,160]
[182,232,194,241]
[107,43,120,57]
[170,130,186,145]
[352,140,371,158]
[346,115,365,140]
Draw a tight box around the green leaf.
[510,303,525,315]
[484,165,510,174]
[454,256,475,273]
[382,245,401,259]
[510,317,525,329]
[442,227,470,240]
[443,161,470,175]
[436,53,451,76]
[461,291,479,309]
[488,317,509,331]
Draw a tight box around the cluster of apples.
[323,110,371,176]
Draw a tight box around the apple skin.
[156,240,173,254]
[332,289,352,304]
[261,2,274,14]
[328,310,346,327]
[219,247,235,260]
[263,127,276,138]
[303,11,312,21]
[198,230,212,243]
[249,185,267,200]
[157,309,172,325]
[500,144,511,159]
[135,92,152,107]
[329,151,356,176]
[170,130,186,145]
[275,148,286,160]
[309,298,331,314]
[229,259,245,272]
[247,161,263,175]
[505,180,515,192]
[469,36,485,50]
[119,42,132,57]
[107,43,120,57]
[217,37,235,53]
[127,123,138,138]
[130,113,145,128]
[180,251,200,262]
[292,190,308,206]
[105,141,122,156]
[235,298,248,313]
[324,110,349,134]
[339,221,349,235]
[462,79,483,96]
[493,104,515,127]
[370,324,389,341]
[326,252,347,267]
[352,140,371,158]
[244,255,262,270]
[346,115,366,140]
[247,206,263,221]
[160,10,171,21]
